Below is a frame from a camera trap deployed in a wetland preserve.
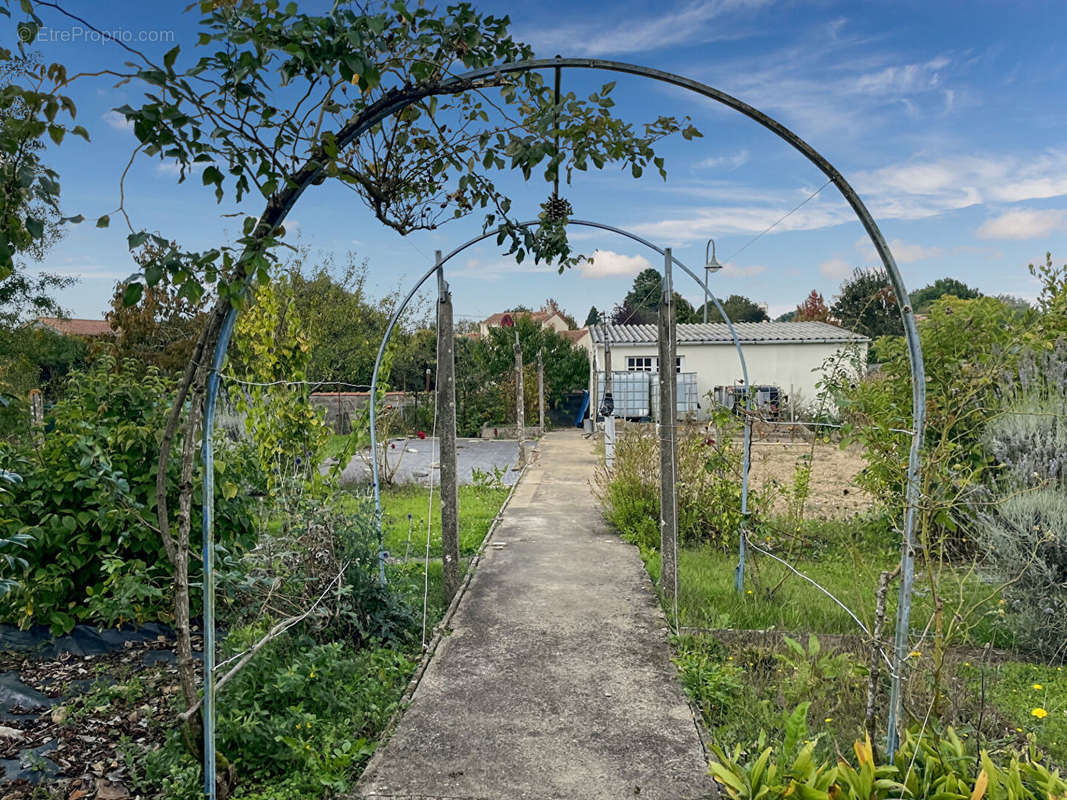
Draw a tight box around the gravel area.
[335,437,523,486]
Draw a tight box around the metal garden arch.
[364,217,756,631]
[200,57,927,792]
[366,217,753,538]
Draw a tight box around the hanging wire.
[666,259,680,634]
[723,179,833,263]
[420,290,443,648]
[220,375,373,391]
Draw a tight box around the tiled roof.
[590,321,868,345]
[34,317,115,337]
[560,328,589,344]
[482,309,559,327]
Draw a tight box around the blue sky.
[19,0,1067,325]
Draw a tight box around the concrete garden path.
[356,430,716,800]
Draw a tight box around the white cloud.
[695,22,963,138]
[977,208,1067,240]
[629,194,852,242]
[637,148,1067,245]
[819,258,852,279]
[47,268,127,281]
[155,160,206,177]
[855,151,1067,220]
[854,237,943,264]
[579,249,652,279]
[848,57,950,96]
[695,149,750,171]
[102,110,131,131]
[519,0,770,56]
[720,262,767,277]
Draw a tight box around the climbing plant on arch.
[9,1,925,791]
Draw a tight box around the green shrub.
[596,412,772,551]
[133,636,415,798]
[219,490,418,648]
[979,344,1067,660]
[595,427,660,550]
[978,489,1067,660]
[674,636,743,726]
[0,356,261,632]
[710,726,1067,800]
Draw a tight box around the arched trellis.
[365,218,753,556]
[199,57,927,792]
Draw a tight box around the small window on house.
[627,356,655,371]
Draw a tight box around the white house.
[585,321,868,417]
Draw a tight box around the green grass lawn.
[378,484,510,560]
[628,525,1063,766]
[378,484,510,649]
[320,433,352,462]
[640,534,1003,647]
[961,660,1067,764]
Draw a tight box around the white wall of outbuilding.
[583,339,868,417]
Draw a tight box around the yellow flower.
[1033,683,1043,690]
[1016,728,1023,733]
[909,650,922,658]
[310,671,316,678]
[1032,708,1048,719]
[824,718,833,723]
[746,590,753,595]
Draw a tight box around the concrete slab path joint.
[355,430,716,800]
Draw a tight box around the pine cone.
[542,193,573,223]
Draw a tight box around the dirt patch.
[0,633,197,799]
[747,439,872,518]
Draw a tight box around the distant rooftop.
[590,321,868,345]
[34,317,115,337]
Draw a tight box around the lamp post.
[703,238,723,323]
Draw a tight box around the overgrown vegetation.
[455,313,588,437]
[597,255,1067,790]
[0,356,259,632]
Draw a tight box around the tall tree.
[616,267,698,324]
[909,278,981,314]
[793,289,831,322]
[106,244,210,376]
[287,257,396,388]
[701,294,769,323]
[0,52,76,410]
[830,267,904,339]
[584,305,600,327]
[0,48,83,272]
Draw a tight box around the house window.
[625,356,684,372]
[627,356,655,371]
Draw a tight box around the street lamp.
[704,238,723,323]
